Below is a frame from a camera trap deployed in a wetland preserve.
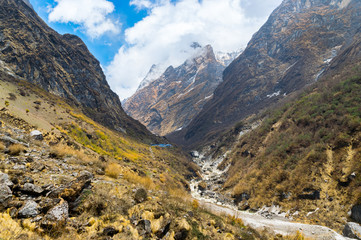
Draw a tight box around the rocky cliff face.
[124,45,238,136]
[0,0,155,141]
[169,0,361,148]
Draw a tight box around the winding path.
[199,200,351,240]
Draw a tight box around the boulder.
[198,181,207,192]
[233,192,250,205]
[18,200,39,218]
[174,219,190,240]
[343,222,361,239]
[352,205,361,224]
[137,219,152,237]
[154,218,171,239]
[0,172,14,187]
[47,171,93,202]
[38,197,61,213]
[41,199,69,229]
[21,183,43,196]
[134,188,147,203]
[30,130,43,141]
[0,184,12,208]
[0,135,29,147]
[102,226,119,237]
[20,176,34,185]
[298,189,320,200]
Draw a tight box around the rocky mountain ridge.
[169,0,361,148]
[0,0,155,142]
[124,45,240,136]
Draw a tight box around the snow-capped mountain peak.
[137,64,164,91]
[215,50,242,66]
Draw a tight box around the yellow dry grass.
[0,142,5,151]
[0,212,41,240]
[122,169,155,190]
[105,163,122,179]
[8,144,25,156]
[50,144,93,163]
[284,231,314,240]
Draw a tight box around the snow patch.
[204,94,213,100]
[315,68,325,81]
[267,91,281,98]
[137,64,164,91]
[216,49,242,66]
[177,87,195,99]
[284,61,298,73]
[332,0,351,9]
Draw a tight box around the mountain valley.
[1,0,361,239]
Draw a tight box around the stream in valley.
[189,149,352,240]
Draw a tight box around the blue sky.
[29,0,150,65]
[28,0,282,100]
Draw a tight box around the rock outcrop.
[169,0,361,148]
[0,0,155,142]
[124,45,238,136]
[343,222,361,239]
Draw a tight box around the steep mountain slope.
[124,45,238,136]
[0,0,154,141]
[194,29,361,232]
[0,69,275,239]
[170,0,361,148]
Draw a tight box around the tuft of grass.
[123,170,155,189]
[105,163,122,179]
[0,212,39,240]
[50,144,94,163]
[8,144,25,156]
[0,142,5,152]
[192,199,199,210]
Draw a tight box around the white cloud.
[106,0,282,100]
[48,0,120,38]
[130,0,154,10]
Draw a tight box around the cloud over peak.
[48,0,120,38]
[106,0,282,100]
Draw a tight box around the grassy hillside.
[0,71,299,239]
[220,64,361,231]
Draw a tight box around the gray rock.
[0,135,29,147]
[18,200,39,218]
[21,183,43,196]
[0,184,12,207]
[137,219,152,236]
[352,205,361,224]
[30,130,43,141]
[42,200,69,227]
[134,188,147,203]
[0,172,14,187]
[13,164,26,170]
[343,222,361,239]
[47,171,93,202]
[39,197,61,213]
[102,226,119,237]
[20,176,34,185]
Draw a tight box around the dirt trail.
[199,201,352,240]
